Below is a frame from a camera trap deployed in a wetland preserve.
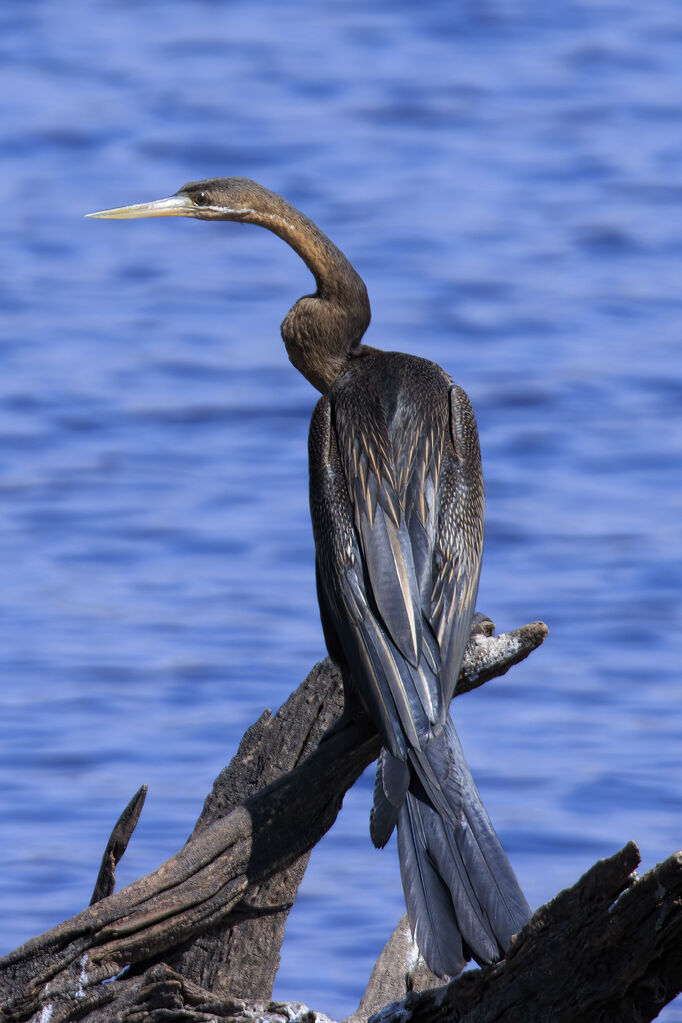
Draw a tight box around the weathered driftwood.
[1,618,546,1022]
[90,785,148,907]
[0,618,543,1021]
[164,656,347,1000]
[13,617,678,1022]
[357,841,682,1023]
[7,842,680,1023]
[163,615,550,1000]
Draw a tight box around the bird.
[88,178,531,979]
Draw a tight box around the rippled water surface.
[2,1,682,1018]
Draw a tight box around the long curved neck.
[228,183,372,393]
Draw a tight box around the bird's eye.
[194,191,209,206]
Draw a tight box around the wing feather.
[429,386,485,711]
[309,370,484,755]
[359,502,421,666]
[309,395,427,757]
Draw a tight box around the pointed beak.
[86,194,196,219]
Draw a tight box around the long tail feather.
[392,716,531,975]
[397,795,466,978]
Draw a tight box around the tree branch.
[90,785,148,905]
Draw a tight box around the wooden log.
[357,842,682,1023]
[7,843,682,1023]
[165,658,345,999]
[164,616,549,999]
[0,620,547,1022]
[6,617,682,1020]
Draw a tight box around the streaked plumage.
[309,352,529,974]
[89,178,531,979]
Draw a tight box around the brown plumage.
[88,178,531,978]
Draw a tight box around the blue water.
[2,1,682,1018]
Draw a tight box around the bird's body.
[310,349,477,764]
[309,348,528,975]
[89,179,531,978]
